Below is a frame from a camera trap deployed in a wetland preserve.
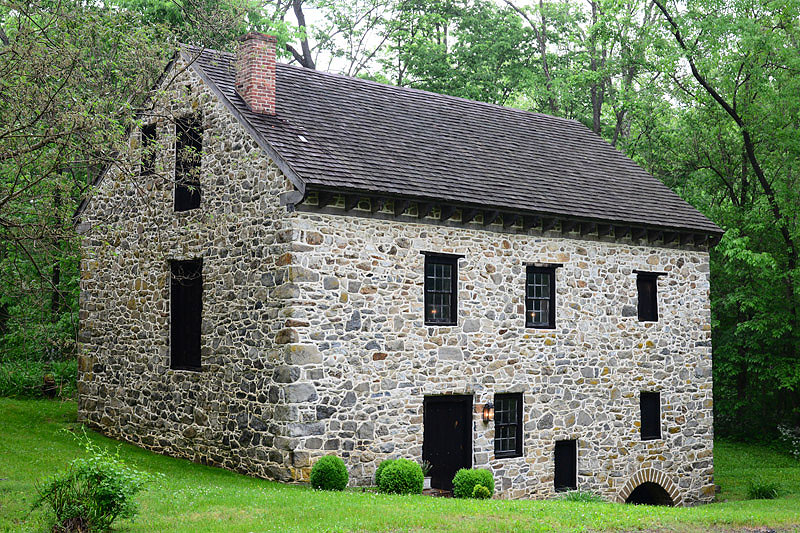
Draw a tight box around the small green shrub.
[560,489,604,503]
[33,431,153,532]
[746,477,780,500]
[471,484,492,499]
[377,458,423,495]
[374,459,395,487]
[310,455,348,491]
[452,468,495,498]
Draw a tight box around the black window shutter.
[640,392,661,440]
[175,114,202,212]
[171,259,202,370]
[554,439,577,491]
[637,274,658,322]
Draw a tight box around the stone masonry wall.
[78,56,714,504]
[278,210,714,504]
[77,58,302,481]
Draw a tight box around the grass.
[1,399,800,532]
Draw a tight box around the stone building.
[76,33,722,505]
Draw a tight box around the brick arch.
[617,468,682,506]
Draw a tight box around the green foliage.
[6,401,800,531]
[374,458,394,486]
[0,359,77,399]
[452,468,494,499]
[377,458,423,495]
[560,489,604,503]
[33,430,153,532]
[746,477,781,500]
[383,0,538,105]
[471,484,491,499]
[310,455,348,491]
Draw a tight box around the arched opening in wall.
[625,482,675,506]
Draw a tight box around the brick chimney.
[236,33,277,115]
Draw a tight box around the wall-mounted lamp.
[482,402,495,423]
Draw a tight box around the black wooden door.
[423,395,472,490]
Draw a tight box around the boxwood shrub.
[377,458,423,495]
[374,459,395,487]
[452,468,495,498]
[472,484,492,499]
[310,455,348,491]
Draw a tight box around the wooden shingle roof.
[186,46,722,236]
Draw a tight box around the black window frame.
[525,265,556,329]
[174,114,202,212]
[170,259,203,371]
[494,393,523,458]
[141,123,157,177]
[554,439,577,492]
[635,271,665,322]
[640,391,662,441]
[423,253,459,326]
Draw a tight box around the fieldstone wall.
[78,55,714,505]
[278,211,714,504]
[77,58,300,480]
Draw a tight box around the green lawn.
[1,399,800,532]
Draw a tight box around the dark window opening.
[640,392,661,440]
[625,482,674,506]
[141,123,156,176]
[637,273,659,322]
[175,114,202,211]
[526,266,556,328]
[554,439,577,491]
[494,393,523,458]
[424,254,458,325]
[170,259,202,371]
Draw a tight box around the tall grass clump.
[746,477,780,500]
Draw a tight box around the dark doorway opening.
[423,395,472,491]
[625,482,674,506]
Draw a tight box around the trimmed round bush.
[472,484,492,499]
[452,468,495,498]
[377,458,424,495]
[310,455,348,491]
[374,459,395,487]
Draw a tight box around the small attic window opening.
[175,114,202,212]
[141,123,156,176]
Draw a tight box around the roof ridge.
[182,43,723,235]
[180,43,582,126]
